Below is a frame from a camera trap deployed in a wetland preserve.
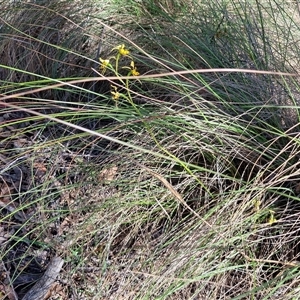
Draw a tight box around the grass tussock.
[1,0,300,299]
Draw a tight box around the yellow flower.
[268,210,276,225]
[99,58,110,73]
[114,44,130,56]
[111,85,120,100]
[253,198,261,212]
[111,91,120,100]
[129,60,140,76]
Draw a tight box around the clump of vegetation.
[1,0,300,299]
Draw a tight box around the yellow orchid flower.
[114,44,130,56]
[111,85,120,100]
[99,58,110,74]
[253,198,261,212]
[268,210,277,225]
[129,61,140,76]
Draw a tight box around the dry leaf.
[98,166,118,182]
[58,216,72,236]
[0,184,13,205]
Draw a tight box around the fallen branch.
[22,257,64,300]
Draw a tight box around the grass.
[1,0,300,299]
